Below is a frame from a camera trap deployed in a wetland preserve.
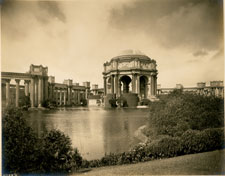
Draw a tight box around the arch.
[120,75,132,93]
[140,75,148,98]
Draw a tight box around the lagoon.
[26,107,149,160]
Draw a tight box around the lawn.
[73,149,225,175]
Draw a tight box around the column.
[15,79,20,107]
[30,78,35,108]
[77,90,80,104]
[111,75,114,94]
[49,83,52,100]
[68,86,71,105]
[55,88,58,105]
[151,75,154,96]
[45,78,48,100]
[118,81,121,96]
[5,79,11,106]
[148,77,151,97]
[136,75,140,96]
[71,90,74,105]
[59,89,62,106]
[154,76,157,96]
[114,74,118,96]
[52,84,55,101]
[64,90,67,105]
[35,78,38,107]
[24,80,30,96]
[132,74,136,93]
[104,77,107,95]
[38,77,43,107]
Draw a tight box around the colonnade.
[104,73,157,99]
[53,87,85,106]
[3,76,48,108]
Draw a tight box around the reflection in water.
[26,107,149,160]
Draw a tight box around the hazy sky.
[1,0,224,88]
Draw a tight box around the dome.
[118,49,145,56]
[111,49,150,62]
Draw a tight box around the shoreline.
[134,125,148,143]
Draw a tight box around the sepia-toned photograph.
[1,0,224,175]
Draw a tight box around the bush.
[2,108,83,174]
[2,107,40,174]
[39,130,74,173]
[109,98,117,107]
[147,91,224,137]
[140,99,150,106]
[181,128,224,154]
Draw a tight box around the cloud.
[210,48,224,60]
[37,1,66,24]
[193,50,208,57]
[108,0,223,52]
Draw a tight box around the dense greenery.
[2,107,83,174]
[146,90,224,138]
[41,99,57,108]
[19,95,31,110]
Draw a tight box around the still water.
[26,107,149,160]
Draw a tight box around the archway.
[140,76,148,98]
[120,75,131,94]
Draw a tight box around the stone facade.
[103,50,158,102]
[1,65,90,108]
[158,81,224,98]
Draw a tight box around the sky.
[1,0,224,88]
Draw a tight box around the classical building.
[157,81,224,98]
[1,64,90,108]
[103,50,158,106]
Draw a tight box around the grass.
[72,149,225,175]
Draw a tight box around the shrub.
[39,129,74,173]
[2,107,40,174]
[19,95,31,109]
[148,92,224,137]
[140,99,150,106]
[109,98,117,107]
[2,108,83,174]
[181,128,224,154]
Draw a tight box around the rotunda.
[103,49,158,106]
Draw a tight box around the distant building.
[157,81,224,98]
[1,64,90,108]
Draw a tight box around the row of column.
[53,88,84,106]
[197,87,224,98]
[104,74,157,98]
[4,76,48,108]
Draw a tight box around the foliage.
[109,98,117,107]
[147,91,224,137]
[140,98,150,106]
[2,107,40,174]
[39,130,74,173]
[2,108,83,174]
[19,95,31,110]
[116,97,128,107]
[181,128,224,154]
[81,99,88,106]
[41,99,57,108]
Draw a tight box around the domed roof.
[118,49,146,56]
[111,49,150,62]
